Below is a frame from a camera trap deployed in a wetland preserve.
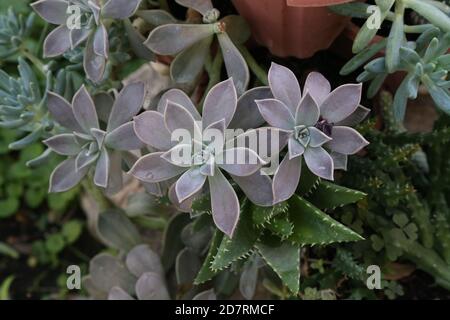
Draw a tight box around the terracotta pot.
[232,0,355,58]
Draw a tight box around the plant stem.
[81,178,112,213]
[238,45,268,85]
[20,48,47,76]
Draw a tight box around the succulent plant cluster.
[332,0,450,121]
[44,82,145,194]
[6,0,450,301]
[31,0,142,82]
[0,8,35,58]
[144,0,250,94]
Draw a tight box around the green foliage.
[333,1,450,121]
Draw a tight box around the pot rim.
[287,0,356,7]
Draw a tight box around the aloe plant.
[144,0,250,94]
[31,0,142,82]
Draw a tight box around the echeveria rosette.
[44,82,145,194]
[130,79,270,237]
[31,0,141,83]
[144,0,250,94]
[256,63,369,204]
[303,71,370,171]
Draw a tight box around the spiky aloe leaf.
[195,230,223,284]
[211,201,261,271]
[306,181,366,210]
[252,201,289,227]
[296,164,320,196]
[256,235,300,294]
[288,195,364,246]
[266,213,294,240]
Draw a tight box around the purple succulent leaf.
[204,119,226,144]
[309,127,332,148]
[295,93,320,127]
[175,0,213,15]
[94,148,110,188]
[133,111,173,150]
[168,183,200,212]
[326,126,369,155]
[105,151,124,195]
[93,24,109,58]
[144,181,164,197]
[75,149,99,171]
[31,0,68,24]
[304,146,334,180]
[70,28,90,49]
[161,144,193,167]
[217,32,249,95]
[288,137,305,159]
[335,105,370,127]
[256,99,295,130]
[135,272,170,300]
[88,0,101,25]
[303,72,331,105]
[217,147,264,177]
[202,78,237,130]
[90,254,136,295]
[105,122,144,151]
[124,18,154,61]
[164,101,201,137]
[49,157,89,193]
[157,89,201,120]
[90,128,106,148]
[229,87,272,130]
[72,85,99,132]
[126,244,164,278]
[47,92,84,132]
[107,82,145,131]
[108,287,135,300]
[102,0,141,19]
[199,157,215,176]
[230,128,290,160]
[193,289,217,300]
[330,151,348,171]
[145,24,215,55]
[93,92,114,123]
[44,25,71,57]
[208,169,240,237]
[320,84,362,123]
[272,154,301,204]
[84,34,106,83]
[268,62,301,114]
[171,36,213,85]
[44,134,81,156]
[230,172,273,207]
[175,167,207,202]
[129,152,186,183]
